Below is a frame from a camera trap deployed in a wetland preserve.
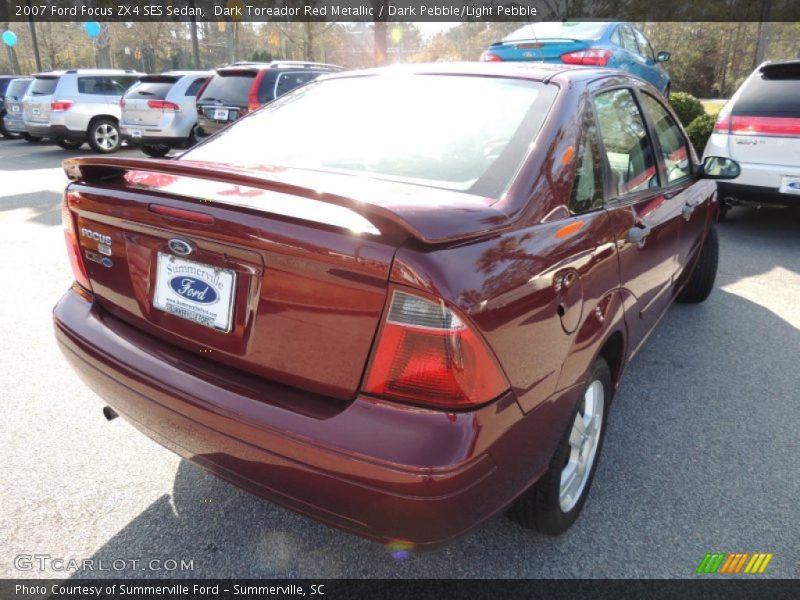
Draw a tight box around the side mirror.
[656,51,671,62]
[700,156,740,180]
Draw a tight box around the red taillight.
[61,192,92,292]
[480,51,503,62]
[147,99,180,112]
[713,115,730,133]
[51,100,73,112]
[560,49,612,66]
[248,70,267,113]
[363,291,509,409]
[729,115,800,137]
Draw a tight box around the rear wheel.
[0,116,22,139]
[677,225,718,303]
[23,133,42,143]
[141,143,171,158]
[55,139,83,150]
[506,358,610,535]
[87,118,121,153]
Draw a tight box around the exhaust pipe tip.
[102,406,119,421]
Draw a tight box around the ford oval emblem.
[168,238,193,256]
[169,276,218,304]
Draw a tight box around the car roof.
[322,62,621,85]
[219,61,344,73]
[33,69,143,77]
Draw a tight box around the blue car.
[481,22,672,96]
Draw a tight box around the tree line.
[2,21,798,99]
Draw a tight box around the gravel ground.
[1,139,798,579]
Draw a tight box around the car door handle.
[628,223,652,245]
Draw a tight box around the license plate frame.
[32,106,40,115]
[11,105,19,113]
[779,175,800,195]
[212,108,229,121]
[130,128,142,139]
[152,253,236,332]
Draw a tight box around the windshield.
[5,79,31,98]
[185,74,556,194]
[504,22,609,42]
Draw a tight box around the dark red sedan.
[53,63,739,549]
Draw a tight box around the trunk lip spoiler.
[63,156,512,245]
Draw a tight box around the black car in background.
[195,61,343,138]
[0,76,21,138]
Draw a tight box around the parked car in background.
[1,77,32,139]
[120,71,211,158]
[54,63,738,548]
[704,60,800,219]
[22,69,142,153]
[196,61,343,138]
[481,22,671,96]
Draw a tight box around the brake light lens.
[480,51,503,62]
[248,70,266,112]
[51,100,73,112]
[61,192,92,292]
[728,115,800,137]
[560,49,612,66]
[363,291,509,409]
[147,100,180,112]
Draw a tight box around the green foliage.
[250,50,274,63]
[685,114,716,154]
[670,92,705,127]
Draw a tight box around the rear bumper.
[4,113,26,133]
[53,288,564,548]
[121,134,190,148]
[717,182,800,206]
[24,123,85,141]
[120,122,192,148]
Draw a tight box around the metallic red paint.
[53,64,718,547]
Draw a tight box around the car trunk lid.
[488,39,590,62]
[63,157,512,400]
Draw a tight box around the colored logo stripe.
[697,552,773,574]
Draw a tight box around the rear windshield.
[735,63,800,116]
[6,79,32,98]
[125,77,178,100]
[185,74,557,195]
[198,71,255,105]
[30,76,59,96]
[504,21,608,42]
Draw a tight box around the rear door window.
[185,77,208,97]
[632,28,656,62]
[6,79,31,99]
[617,25,640,56]
[735,63,800,117]
[198,71,256,106]
[30,77,59,96]
[594,88,658,196]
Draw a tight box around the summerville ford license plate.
[153,253,236,332]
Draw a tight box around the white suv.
[22,69,142,153]
[704,60,800,218]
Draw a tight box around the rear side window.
[594,88,658,196]
[30,77,59,95]
[641,94,691,185]
[80,76,138,96]
[198,72,255,105]
[275,72,318,99]
[632,28,655,62]
[735,63,800,117]
[185,77,208,97]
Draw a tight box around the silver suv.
[2,77,32,139]
[120,71,211,158]
[22,69,142,153]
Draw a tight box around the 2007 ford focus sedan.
[53,63,739,549]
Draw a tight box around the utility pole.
[189,1,200,69]
[753,0,771,68]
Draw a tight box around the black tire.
[677,225,718,304]
[187,125,200,148]
[87,118,121,154]
[55,139,83,150]
[506,358,611,535]
[23,133,42,143]
[141,143,171,158]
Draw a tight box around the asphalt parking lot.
[1,138,798,579]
